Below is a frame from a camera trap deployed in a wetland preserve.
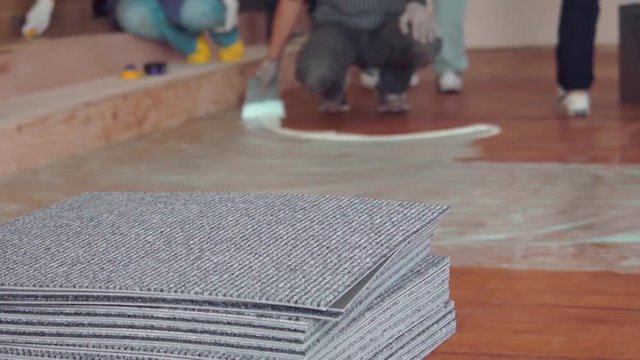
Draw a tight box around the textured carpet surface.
[0,255,449,357]
[0,192,455,359]
[0,192,448,313]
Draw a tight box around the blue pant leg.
[180,0,225,31]
[210,28,240,47]
[433,0,469,74]
[116,0,197,55]
[180,0,239,47]
[557,0,600,90]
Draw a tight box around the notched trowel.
[241,76,286,129]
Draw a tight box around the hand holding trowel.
[240,58,286,129]
[241,0,304,128]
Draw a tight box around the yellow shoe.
[187,35,212,64]
[218,40,245,63]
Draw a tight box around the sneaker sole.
[567,110,590,117]
[318,104,351,114]
[377,106,409,114]
[556,99,590,118]
[437,87,462,94]
[437,82,463,94]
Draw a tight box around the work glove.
[22,0,55,39]
[215,0,240,33]
[255,58,280,90]
[399,1,438,44]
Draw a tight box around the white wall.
[464,0,629,48]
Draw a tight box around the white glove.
[399,1,438,44]
[256,58,279,90]
[22,0,55,38]
[214,0,239,33]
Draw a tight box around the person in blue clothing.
[22,0,244,63]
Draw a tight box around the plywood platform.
[0,40,302,176]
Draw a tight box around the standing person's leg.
[296,23,360,113]
[364,21,441,113]
[433,0,468,93]
[556,0,600,116]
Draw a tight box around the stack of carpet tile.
[0,192,456,359]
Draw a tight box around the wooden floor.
[0,47,639,359]
[283,47,640,164]
[432,267,640,360]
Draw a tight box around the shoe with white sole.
[360,68,379,90]
[378,93,409,114]
[318,93,350,114]
[318,75,351,114]
[318,99,350,113]
[359,69,420,90]
[437,71,463,93]
[558,90,590,117]
[409,73,420,87]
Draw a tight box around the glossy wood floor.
[431,267,640,360]
[283,47,640,164]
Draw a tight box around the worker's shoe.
[187,35,213,64]
[218,39,245,63]
[378,93,409,114]
[319,94,350,114]
[558,89,591,117]
[360,68,420,90]
[437,71,463,93]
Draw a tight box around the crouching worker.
[256,0,441,114]
[111,0,244,63]
[22,0,244,63]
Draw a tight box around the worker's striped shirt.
[313,0,427,30]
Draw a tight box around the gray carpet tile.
[315,286,450,359]
[0,192,455,359]
[316,297,452,359]
[0,343,258,360]
[0,306,310,333]
[0,192,447,315]
[0,337,299,360]
[373,307,456,360]
[0,314,306,343]
[306,256,449,354]
[390,319,456,360]
[0,255,448,357]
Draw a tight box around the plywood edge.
[0,44,301,177]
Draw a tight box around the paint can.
[144,62,167,76]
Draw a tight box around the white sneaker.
[409,73,420,87]
[558,90,590,117]
[378,93,409,114]
[437,71,463,93]
[360,69,379,90]
[359,69,420,90]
